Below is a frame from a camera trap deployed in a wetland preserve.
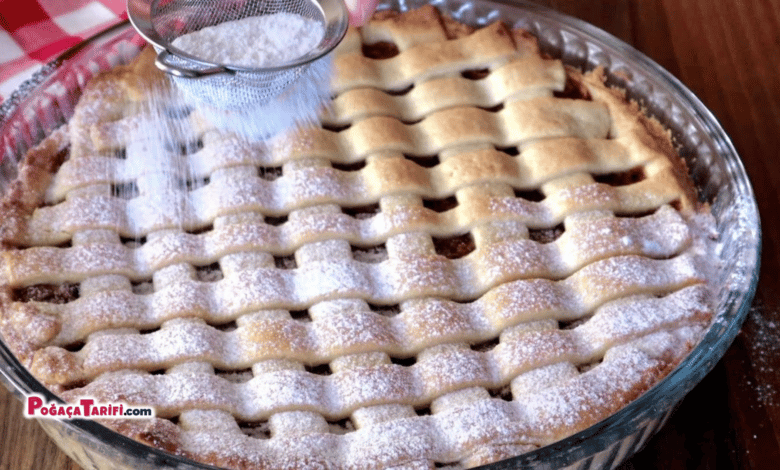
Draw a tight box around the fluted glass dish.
[0,0,760,469]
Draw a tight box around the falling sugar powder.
[165,13,333,139]
[171,13,325,68]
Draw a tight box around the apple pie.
[0,5,715,469]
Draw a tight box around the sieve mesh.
[161,53,308,109]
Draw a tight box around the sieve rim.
[127,0,349,73]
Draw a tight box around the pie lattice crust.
[0,5,713,469]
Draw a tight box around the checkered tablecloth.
[0,0,127,102]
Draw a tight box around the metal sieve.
[127,0,348,110]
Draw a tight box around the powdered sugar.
[742,301,780,407]
[171,14,325,68]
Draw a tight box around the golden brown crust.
[576,67,698,213]
[85,47,167,104]
[0,127,69,246]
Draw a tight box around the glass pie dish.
[0,0,760,469]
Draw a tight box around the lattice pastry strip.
[58,285,709,419]
[49,99,616,238]
[87,104,205,155]
[577,68,698,211]
[47,132,267,203]
[84,106,198,160]
[1,192,689,287]
[331,21,517,94]
[323,55,566,125]
[89,94,609,159]
[25,253,705,385]
[269,98,610,163]
[6,211,695,364]
[5,205,692,337]
[68,326,702,469]
[49,129,257,201]
[0,126,70,239]
[8,141,685,245]
[355,4,451,50]
[65,48,172,158]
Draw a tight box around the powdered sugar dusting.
[107,322,699,468]
[171,14,324,68]
[741,300,780,407]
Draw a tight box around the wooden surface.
[2,0,779,468]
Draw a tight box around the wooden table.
[2,0,779,468]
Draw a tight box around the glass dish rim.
[0,0,761,468]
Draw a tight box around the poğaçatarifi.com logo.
[24,394,155,419]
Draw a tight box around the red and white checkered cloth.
[0,0,127,102]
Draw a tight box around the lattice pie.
[0,5,715,469]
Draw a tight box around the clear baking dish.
[0,0,760,468]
